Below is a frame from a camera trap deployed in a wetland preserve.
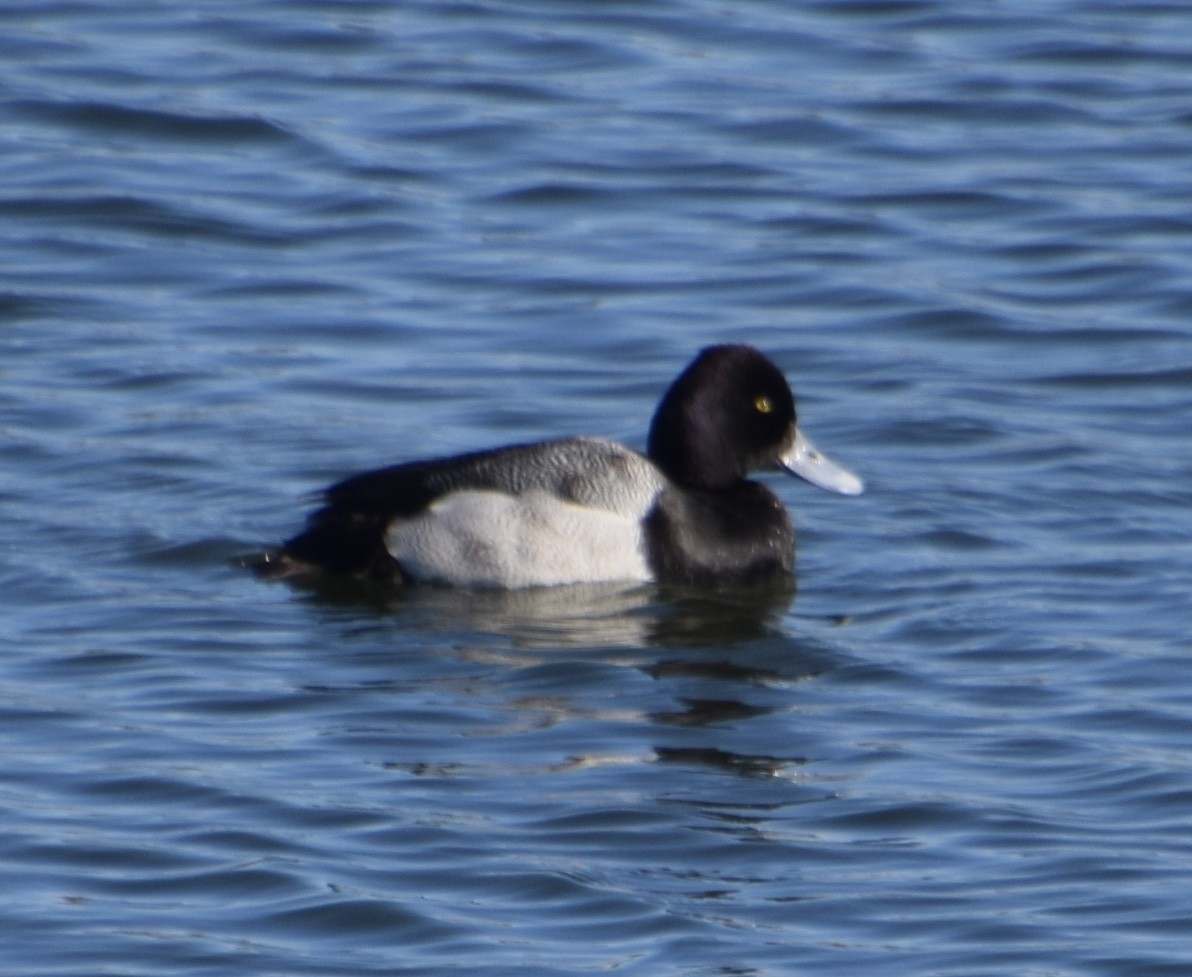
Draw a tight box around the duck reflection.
[654,745,806,779]
[292,575,838,792]
[295,574,797,652]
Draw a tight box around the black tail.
[253,508,405,584]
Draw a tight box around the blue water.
[4,1,1192,974]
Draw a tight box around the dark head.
[647,344,863,495]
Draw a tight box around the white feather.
[387,489,654,588]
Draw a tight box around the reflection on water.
[286,573,817,786]
[655,745,805,779]
[286,574,798,651]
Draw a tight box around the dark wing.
[264,438,660,581]
[269,447,515,580]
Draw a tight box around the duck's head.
[647,344,863,496]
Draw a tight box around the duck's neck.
[647,397,738,490]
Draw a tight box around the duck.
[255,344,862,589]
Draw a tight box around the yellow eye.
[754,395,773,414]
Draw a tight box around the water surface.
[3,1,1192,974]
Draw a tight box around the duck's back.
[270,437,668,586]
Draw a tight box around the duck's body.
[258,345,862,588]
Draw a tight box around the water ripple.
[4,1,1192,975]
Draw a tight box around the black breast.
[643,482,794,586]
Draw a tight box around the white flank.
[386,490,653,588]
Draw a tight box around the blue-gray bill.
[780,428,864,496]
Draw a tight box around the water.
[3,1,1192,974]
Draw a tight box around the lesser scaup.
[256,344,862,588]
